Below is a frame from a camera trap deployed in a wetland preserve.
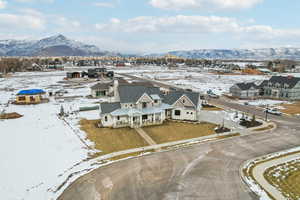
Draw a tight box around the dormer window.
[182,99,185,104]
[154,100,158,104]
[142,102,147,108]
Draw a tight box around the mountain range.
[0,34,300,60]
[0,34,119,57]
[163,48,300,60]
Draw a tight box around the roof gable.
[118,85,161,103]
[163,91,200,107]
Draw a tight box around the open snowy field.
[0,71,101,200]
[114,65,269,95]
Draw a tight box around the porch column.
[130,116,133,128]
[160,112,163,123]
[139,115,142,127]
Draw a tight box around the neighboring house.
[99,84,202,128]
[90,81,114,98]
[66,72,81,79]
[230,76,300,100]
[15,89,47,104]
[263,76,300,100]
[230,83,260,99]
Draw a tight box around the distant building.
[90,81,114,98]
[230,76,300,100]
[230,83,260,99]
[15,89,47,104]
[66,72,81,79]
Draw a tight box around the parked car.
[264,108,282,116]
[208,93,219,98]
[207,89,219,98]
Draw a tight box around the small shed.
[66,72,81,79]
[16,89,46,104]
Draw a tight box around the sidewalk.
[135,128,157,146]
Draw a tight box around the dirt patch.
[0,112,23,119]
[80,119,148,158]
[143,121,217,144]
[280,101,300,115]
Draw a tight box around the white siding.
[172,108,197,121]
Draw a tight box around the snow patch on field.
[0,71,101,200]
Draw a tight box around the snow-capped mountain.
[159,48,300,60]
[0,34,118,57]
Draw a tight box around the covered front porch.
[114,112,164,128]
[111,108,166,128]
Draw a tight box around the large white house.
[99,82,202,128]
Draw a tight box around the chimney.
[113,79,119,102]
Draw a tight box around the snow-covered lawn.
[0,72,100,200]
[115,65,269,95]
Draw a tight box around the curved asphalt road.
[58,100,300,200]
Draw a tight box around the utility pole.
[265,105,268,121]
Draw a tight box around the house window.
[175,110,181,116]
[142,102,147,108]
[142,115,148,120]
[182,99,185,104]
[104,116,108,121]
[30,96,35,102]
[18,96,26,101]
[190,112,193,115]
[187,112,189,114]
[117,116,120,120]
[154,100,158,103]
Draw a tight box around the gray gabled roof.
[100,102,121,114]
[162,91,200,107]
[118,85,161,103]
[268,76,300,88]
[236,82,258,90]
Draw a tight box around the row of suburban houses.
[230,76,300,100]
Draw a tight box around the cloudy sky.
[0,0,299,53]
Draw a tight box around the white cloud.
[0,0,7,9]
[96,15,243,33]
[94,2,115,8]
[54,16,81,30]
[95,15,300,45]
[0,13,45,30]
[96,15,300,36]
[14,0,54,3]
[149,0,263,11]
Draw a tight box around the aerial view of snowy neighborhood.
[1,1,300,200]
